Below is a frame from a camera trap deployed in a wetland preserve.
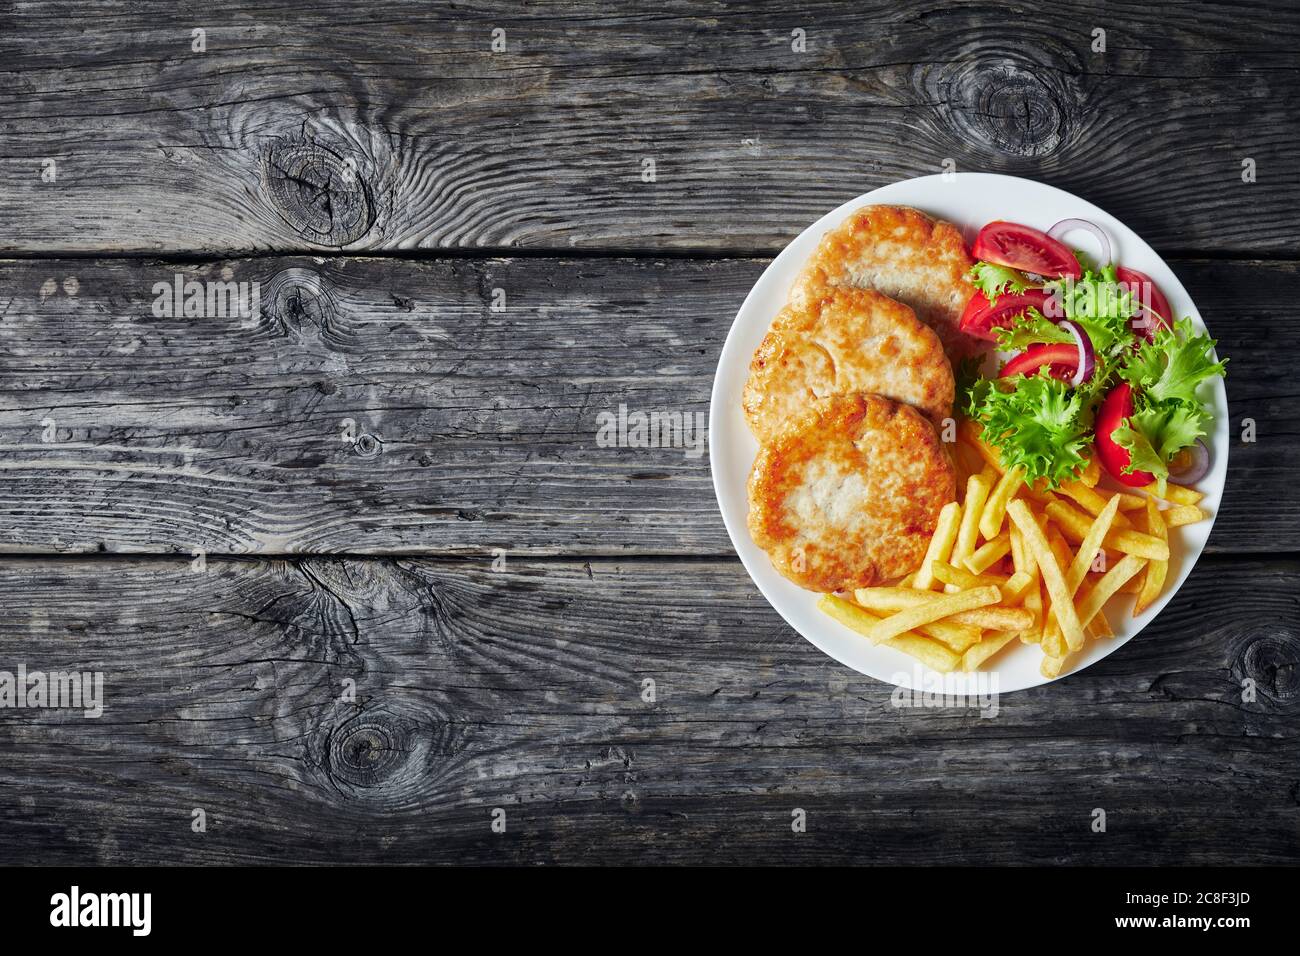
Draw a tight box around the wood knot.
[262,138,375,246]
[262,268,337,337]
[1241,634,1300,701]
[319,703,463,804]
[332,719,406,785]
[352,433,382,459]
[937,56,1076,158]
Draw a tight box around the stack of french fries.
[817,418,1209,679]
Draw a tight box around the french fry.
[1018,575,1042,644]
[1007,500,1086,652]
[1134,498,1169,616]
[1036,578,1053,645]
[1100,488,1147,512]
[1044,525,1075,652]
[931,561,1008,591]
[952,446,972,494]
[1042,624,1066,659]
[1063,495,1121,594]
[912,500,961,592]
[820,592,894,637]
[1043,616,1066,657]
[1005,529,1035,604]
[948,473,991,590]
[1130,504,1148,534]
[1164,504,1208,527]
[965,533,1012,575]
[920,624,981,653]
[1002,570,1035,603]
[1117,573,1143,594]
[1009,523,1027,574]
[1041,558,1065,653]
[1075,554,1147,630]
[950,438,977,501]
[1040,654,1066,679]
[818,595,960,671]
[886,633,962,672]
[857,586,973,614]
[1046,499,1170,562]
[1020,479,1058,507]
[958,441,984,478]
[861,585,1002,645]
[959,418,1004,474]
[979,465,1026,540]
[956,606,1035,632]
[1087,612,1114,639]
[1085,558,1126,585]
[854,587,1029,635]
[962,632,1018,671]
[850,589,980,652]
[1039,495,1122,653]
[1078,455,1101,487]
[1143,481,1203,506]
[1057,480,1133,529]
[1040,532,1068,654]
[955,450,981,497]
[1046,526,1074,579]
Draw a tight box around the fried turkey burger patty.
[747,392,956,593]
[742,286,954,442]
[789,204,979,361]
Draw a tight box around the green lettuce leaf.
[993,308,1073,352]
[1120,317,1227,406]
[1112,398,1210,492]
[965,373,1091,487]
[1110,423,1165,478]
[1044,264,1138,357]
[1134,401,1208,460]
[968,262,1032,302]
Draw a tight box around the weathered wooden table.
[1,1,1297,865]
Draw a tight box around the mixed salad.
[957,219,1226,494]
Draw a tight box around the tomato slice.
[1115,266,1172,342]
[972,221,1082,280]
[1095,383,1154,486]
[959,288,1053,341]
[999,343,1079,381]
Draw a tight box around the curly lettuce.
[965,374,1092,487]
[1120,317,1227,406]
[1044,264,1138,358]
[968,262,1032,302]
[1111,318,1225,490]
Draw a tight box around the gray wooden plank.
[0,255,1292,555]
[2,1,1298,254]
[0,553,1294,865]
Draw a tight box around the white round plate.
[709,173,1228,693]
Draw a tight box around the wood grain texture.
[0,256,1291,556]
[0,255,743,555]
[2,0,1298,254]
[0,553,1294,865]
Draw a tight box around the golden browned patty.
[742,287,953,442]
[789,204,979,361]
[747,392,956,593]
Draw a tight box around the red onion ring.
[1048,218,1112,268]
[1169,438,1211,485]
[1056,319,1095,386]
